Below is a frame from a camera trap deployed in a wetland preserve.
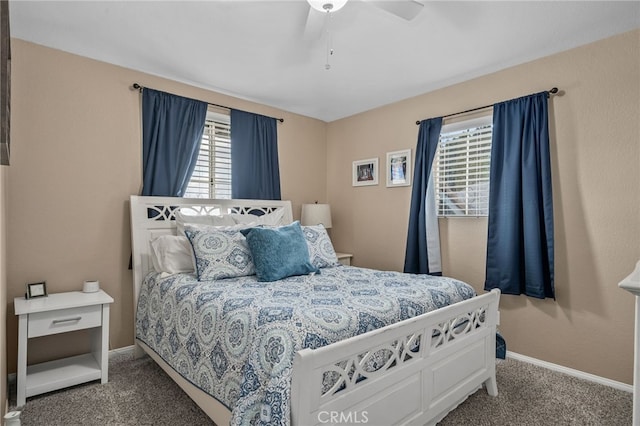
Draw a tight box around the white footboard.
[291,289,500,426]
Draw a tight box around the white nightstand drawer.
[28,305,102,338]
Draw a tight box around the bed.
[130,195,500,425]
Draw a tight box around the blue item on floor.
[496,331,506,359]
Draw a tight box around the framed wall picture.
[352,157,379,186]
[26,281,47,299]
[386,149,411,187]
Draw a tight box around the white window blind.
[184,111,232,199]
[434,115,492,217]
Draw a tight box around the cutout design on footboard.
[321,332,422,398]
[431,306,486,351]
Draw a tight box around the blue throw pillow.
[241,221,319,282]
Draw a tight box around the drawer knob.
[52,317,82,324]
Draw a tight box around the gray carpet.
[9,352,632,425]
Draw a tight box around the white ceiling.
[9,0,640,122]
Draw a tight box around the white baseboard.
[7,345,138,385]
[507,351,633,393]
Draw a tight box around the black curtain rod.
[415,87,559,125]
[131,83,284,123]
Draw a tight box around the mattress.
[135,265,476,425]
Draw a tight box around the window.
[184,110,231,199]
[434,115,492,217]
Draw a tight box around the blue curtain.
[230,109,281,200]
[485,91,555,299]
[404,117,443,275]
[141,88,207,196]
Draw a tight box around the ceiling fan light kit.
[307,0,348,13]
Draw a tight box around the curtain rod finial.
[132,83,143,93]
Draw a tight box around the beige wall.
[5,39,327,373]
[327,30,640,384]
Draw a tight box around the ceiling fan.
[303,0,424,69]
[306,0,424,21]
[304,0,424,40]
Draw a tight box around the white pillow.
[175,209,236,236]
[150,235,195,274]
[229,208,286,226]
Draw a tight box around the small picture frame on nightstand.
[26,281,47,299]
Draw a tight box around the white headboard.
[129,195,293,311]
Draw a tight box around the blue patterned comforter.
[135,266,476,425]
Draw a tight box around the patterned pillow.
[302,225,341,268]
[240,221,319,282]
[184,225,255,281]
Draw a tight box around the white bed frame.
[130,195,500,426]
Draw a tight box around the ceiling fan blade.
[365,0,424,21]
[303,4,327,41]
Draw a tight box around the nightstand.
[336,252,353,266]
[14,290,114,406]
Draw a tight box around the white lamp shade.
[301,204,332,228]
[307,0,348,13]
